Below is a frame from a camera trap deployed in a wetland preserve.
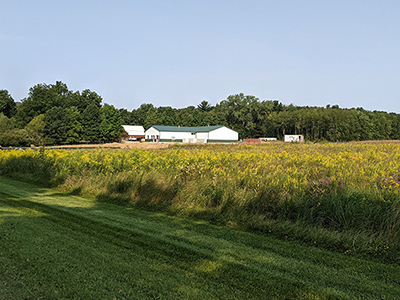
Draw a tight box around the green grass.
[1,147,400,262]
[0,176,399,300]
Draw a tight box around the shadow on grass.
[58,172,400,264]
[0,193,316,299]
[2,176,400,299]
[96,174,180,209]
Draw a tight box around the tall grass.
[3,177,400,299]
[0,143,399,262]
[0,150,60,185]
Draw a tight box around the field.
[1,176,400,299]
[0,142,399,298]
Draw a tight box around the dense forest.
[1,81,400,146]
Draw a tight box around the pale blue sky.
[2,1,400,113]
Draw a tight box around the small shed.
[145,125,238,143]
[122,125,145,141]
[284,135,304,143]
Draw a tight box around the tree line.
[0,82,124,146]
[121,94,400,141]
[1,81,400,146]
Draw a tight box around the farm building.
[145,125,238,143]
[122,125,145,141]
[284,135,304,143]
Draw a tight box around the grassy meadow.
[0,142,399,263]
[1,176,400,299]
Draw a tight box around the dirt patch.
[44,142,176,150]
[350,140,400,144]
[37,140,400,150]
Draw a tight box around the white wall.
[145,127,160,139]
[183,138,207,143]
[195,132,209,139]
[160,131,193,140]
[284,135,303,142]
[145,126,238,142]
[209,127,238,141]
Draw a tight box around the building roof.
[122,125,145,135]
[149,125,225,133]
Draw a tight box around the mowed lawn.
[0,176,399,300]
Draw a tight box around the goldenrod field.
[1,142,399,262]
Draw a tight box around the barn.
[122,125,145,141]
[145,125,238,143]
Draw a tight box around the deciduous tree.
[0,90,16,118]
[25,114,46,146]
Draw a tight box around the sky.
[1,0,400,113]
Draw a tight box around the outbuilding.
[145,125,238,143]
[284,135,304,143]
[122,125,145,141]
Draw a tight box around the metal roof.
[122,125,145,134]
[122,125,144,130]
[149,125,224,132]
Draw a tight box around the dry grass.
[41,141,175,150]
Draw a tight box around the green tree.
[144,110,163,129]
[99,104,124,142]
[81,103,101,143]
[197,100,212,112]
[369,111,391,140]
[66,89,102,113]
[214,94,259,138]
[273,110,293,138]
[388,113,400,140]
[182,106,206,126]
[252,100,275,137]
[0,113,15,133]
[0,114,29,146]
[131,103,156,126]
[25,114,46,146]
[176,109,195,127]
[0,90,17,118]
[0,128,30,147]
[158,106,178,126]
[66,107,83,144]
[119,108,132,125]
[44,107,69,144]
[15,81,70,127]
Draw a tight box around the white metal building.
[284,135,304,143]
[145,125,238,143]
[122,125,145,140]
